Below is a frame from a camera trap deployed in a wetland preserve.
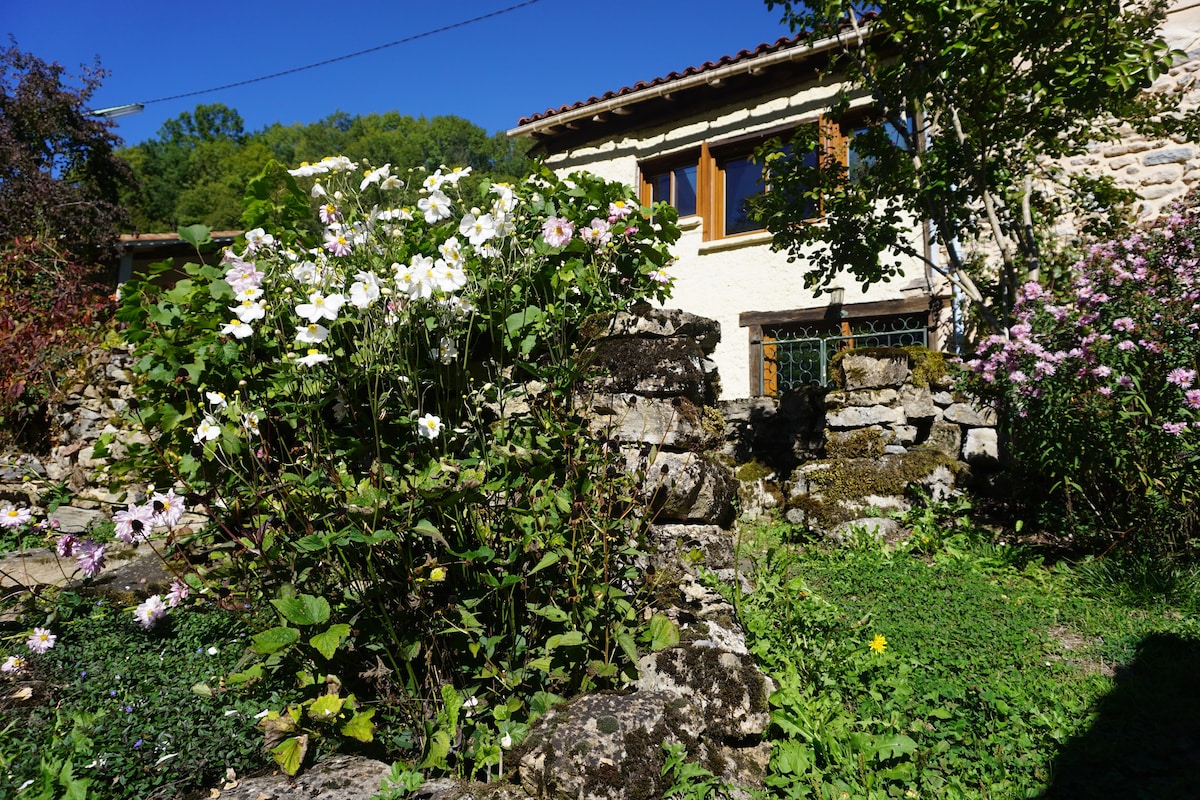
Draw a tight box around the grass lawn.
[729,508,1200,799]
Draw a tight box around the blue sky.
[7,0,793,147]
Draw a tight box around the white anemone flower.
[296,291,345,323]
[297,349,331,367]
[435,261,467,294]
[194,417,221,444]
[418,191,452,223]
[232,300,267,323]
[459,212,496,247]
[205,391,228,408]
[220,318,254,339]
[417,413,443,440]
[295,323,330,344]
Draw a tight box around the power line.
[141,0,542,106]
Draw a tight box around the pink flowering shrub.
[968,205,1200,543]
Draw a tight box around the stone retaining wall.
[0,345,152,533]
[721,348,999,533]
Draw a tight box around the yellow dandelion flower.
[869,634,887,654]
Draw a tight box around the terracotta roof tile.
[517,16,875,127]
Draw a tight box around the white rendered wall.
[543,85,936,400]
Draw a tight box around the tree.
[124,108,534,232]
[0,40,133,259]
[755,1,1183,332]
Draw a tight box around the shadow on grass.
[1040,632,1200,799]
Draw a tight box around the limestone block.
[582,393,714,449]
[202,754,391,800]
[1144,146,1193,165]
[0,455,46,481]
[924,420,962,459]
[884,444,908,454]
[519,689,768,800]
[585,338,713,403]
[931,390,955,406]
[628,450,735,525]
[636,646,773,741]
[825,404,905,428]
[648,523,735,572]
[942,402,997,427]
[831,516,904,544]
[891,424,918,445]
[963,427,1000,468]
[50,505,108,534]
[825,388,899,408]
[1141,184,1180,200]
[1138,164,1185,185]
[580,305,721,354]
[899,385,937,419]
[837,352,910,390]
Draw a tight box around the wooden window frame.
[639,117,853,243]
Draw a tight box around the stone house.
[508,25,951,402]
[509,3,1200,403]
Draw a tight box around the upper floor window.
[640,119,838,242]
[646,163,698,217]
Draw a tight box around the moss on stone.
[793,449,961,529]
[596,715,620,734]
[903,346,950,388]
[735,460,773,482]
[824,427,887,459]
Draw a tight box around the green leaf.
[546,630,586,651]
[341,709,376,742]
[190,682,213,697]
[529,551,560,575]
[531,604,570,623]
[308,693,344,721]
[251,626,299,655]
[178,224,212,248]
[617,631,640,666]
[271,594,330,626]
[271,734,309,776]
[309,624,351,660]
[413,518,449,548]
[874,734,918,761]
[648,614,680,651]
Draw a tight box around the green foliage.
[729,510,1200,799]
[121,106,534,232]
[113,159,678,776]
[0,593,289,798]
[757,0,1181,330]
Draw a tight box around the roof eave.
[507,29,856,141]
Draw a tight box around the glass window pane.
[673,165,697,216]
[723,156,763,235]
[650,173,671,205]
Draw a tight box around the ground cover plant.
[728,501,1200,799]
[93,157,680,779]
[0,589,290,799]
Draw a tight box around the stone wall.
[721,348,999,534]
[517,307,772,800]
[1,345,149,533]
[1063,6,1200,223]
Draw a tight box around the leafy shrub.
[968,203,1200,549]
[112,159,679,775]
[0,237,114,450]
